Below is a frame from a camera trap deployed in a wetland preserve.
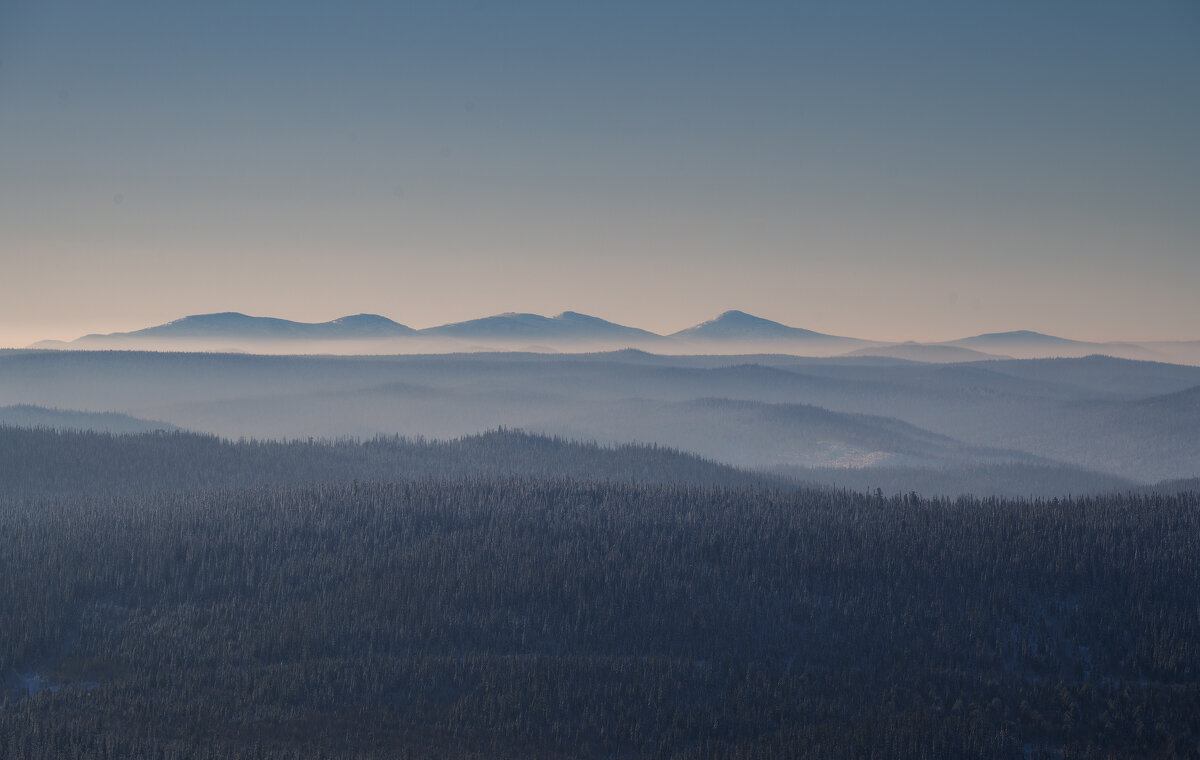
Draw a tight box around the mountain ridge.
[419,311,662,341]
[64,312,416,345]
[22,312,1200,365]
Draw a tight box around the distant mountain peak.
[421,312,661,340]
[717,309,764,320]
[684,311,789,331]
[701,310,784,327]
[671,311,849,342]
[164,312,253,326]
[324,314,415,334]
[974,330,1062,341]
[951,330,1084,347]
[331,313,399,324]
[554,311,602,321]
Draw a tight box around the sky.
[1,0,1198,346]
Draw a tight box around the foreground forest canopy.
[1,429,1198,758]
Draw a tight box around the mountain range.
[25,310,1200,364]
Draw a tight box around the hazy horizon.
[8,306,1200,351]
[4,1,1198,348]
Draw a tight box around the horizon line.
[12,308,1199,348]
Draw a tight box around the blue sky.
[1,0,1197,344]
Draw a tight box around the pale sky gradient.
[2,0,1198,347]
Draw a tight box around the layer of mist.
[3,348,1197,494]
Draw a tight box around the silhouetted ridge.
[24,312,1200,365]
[74,312,416,342]
[419,311,660,340]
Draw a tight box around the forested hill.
[3,426,1200,756]
[0,404,176,434]
[0,426,784,498]
[2,480,1198,757]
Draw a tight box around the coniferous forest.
[1,427,1198,757]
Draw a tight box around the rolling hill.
[419,311,662,343]
[0,405,177,434]
[670,310,850,342]
[32,312,416,351]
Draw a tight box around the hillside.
[0,426,782,498]
[0,405,176,433]
[1,471,1196,758]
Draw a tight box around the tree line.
[0,428,1197,757]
